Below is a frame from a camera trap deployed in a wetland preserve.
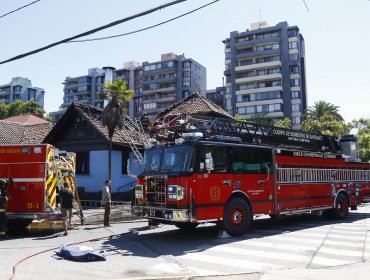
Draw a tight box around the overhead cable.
[0,0,41,20]
[0,0,187,65]
[69,0,219,43]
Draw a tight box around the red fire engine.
[134,117,370,236]
[0,144,78,229]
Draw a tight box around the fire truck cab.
[0,144,77,229]
[134,118,370,236]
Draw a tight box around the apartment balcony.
[236,99,283,107]
[145,107,163,114]
[143,86,176,94]
[235,61,282,72]
[236,86,283,95]
[143,96,176,104]
[236,73,282,84]
[0,98,9,103]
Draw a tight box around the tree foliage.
[304,101,343,122]
[275,118,292,129]
[0,100,45,119]
[302,101,348,138]
[249,113,274,126]
[349,118,370,162]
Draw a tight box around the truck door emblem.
[210,186,221,201]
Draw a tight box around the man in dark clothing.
[0,179,11,238]
[140,112,150,132]
[60,182,75,236]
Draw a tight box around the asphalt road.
[1,204,370,280]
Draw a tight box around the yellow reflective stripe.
[46,170,54,185]
[0,209,5,212]
[0,232,6,235]
[49,178,57,207]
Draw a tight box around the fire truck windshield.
[143,145,194,174]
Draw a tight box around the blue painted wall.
[76,150,140,193]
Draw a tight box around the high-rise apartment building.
[0,77,45,109]
[223,21,307,129]
[139,53,207,118]
[49,62,142,122]
[50,53,206,121]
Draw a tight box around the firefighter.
[0,178,12,238]
[140,112,150,132]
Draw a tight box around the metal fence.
[79,200,131,208]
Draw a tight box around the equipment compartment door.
[6,163,45,213]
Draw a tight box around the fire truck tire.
[175,222,199,230]
[333,193,349,219]
[7,219,33,230]
[223,197,252,236]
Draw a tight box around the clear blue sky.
[0,0,369,122]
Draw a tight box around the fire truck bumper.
[135,206,191,223]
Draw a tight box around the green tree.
[234,114,246,122]
[304,101,344,122]
[302,101,347,137]
[275,118,292,129]
[0,100,45,119]
[0,103,9,119]
[98,80,134,180]
[249,112,274,126]
[350,118,370,162]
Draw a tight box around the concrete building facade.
[50,53,206,121]
[140,53,207,118]
[223,21,307,129]
[0,77,45,109]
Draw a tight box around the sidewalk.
[29,205,138,230]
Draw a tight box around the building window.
[76,152,90,175]
[288,41,298,49]
[289,54,299,62]
[292,117,301,125]
[225,52,231,60]
[225,64,231,70]
[292,104,300,112]
[183,61,191,68]
[290,78,300,87]
[183,71,191,78]
[122,151,129,174]
[144,103,156,110]
[182,81,190,87]
[290,66,299,74]
[291,91,300,99]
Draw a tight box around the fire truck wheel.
[175,222,199,230]
[333,193,349,219]
[223,197,252,236]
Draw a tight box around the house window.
[122,151,129,174]
[76,152,90,175]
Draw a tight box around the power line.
[0,0,188,65]
[0,0,41,20]
[69,0,220,43]
[302,0,310,12]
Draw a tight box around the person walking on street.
[0,179,11,238]
[102,179,112,227]
[60,182,75,236]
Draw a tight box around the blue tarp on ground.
[57,245,106,262]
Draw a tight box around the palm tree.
[302,101,346,136]
[304,101,343,122]
[98,79,134,181]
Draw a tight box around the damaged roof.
[45,103,145,147]
[156,92,233,119]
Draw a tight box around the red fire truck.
[0,144,77,229]
[134,118,370,236]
